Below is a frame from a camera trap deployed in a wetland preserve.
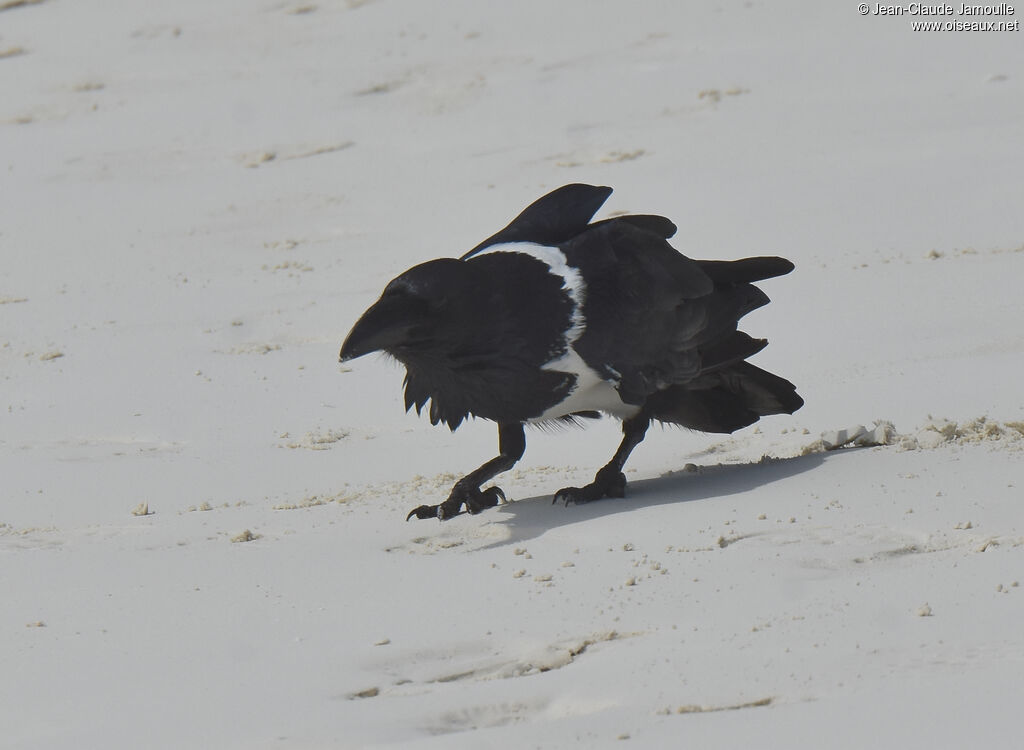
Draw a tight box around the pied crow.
[340,184,803,521]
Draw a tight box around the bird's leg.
[555,414,650,506]
[406,422,526,521]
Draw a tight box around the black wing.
[565,220,790,407]
[462,184,613,258]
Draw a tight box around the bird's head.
[339,258,484,364]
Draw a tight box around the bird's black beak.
[339,293,424,362]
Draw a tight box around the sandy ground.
[2,1,1023,748]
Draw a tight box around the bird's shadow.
[482,450,833,548]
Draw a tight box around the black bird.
[340,184,803,521]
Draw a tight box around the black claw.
[466,486,505,514]
[554,468,627,507]
[406,504,441,521]
[405,485,506,522]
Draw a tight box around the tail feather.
[699,331,768,373]
[697,256,795,285]
[681,282,770,349]
[647,362,803,434]
[717,361,804,416]
[589,214,678,239]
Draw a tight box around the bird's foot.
[553,466,627,506]
[406,484,506,521]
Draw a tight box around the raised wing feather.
[462,184,613,258]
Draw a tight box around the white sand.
[2,1,1023,747]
